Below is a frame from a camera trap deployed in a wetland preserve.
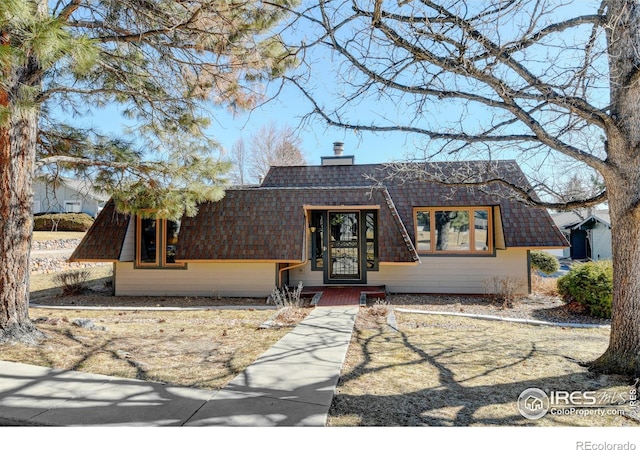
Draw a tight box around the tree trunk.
[590,0,640,375]
[0,26,45,343]
[590,179,640,375]
[0,110,44,343]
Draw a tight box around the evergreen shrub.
[530,250,560,275]
[557,260,612,318]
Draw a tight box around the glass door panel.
[328,212,360,280]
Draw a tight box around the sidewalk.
[0,306,359,426]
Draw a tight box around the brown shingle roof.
[176,187,419,263]
[71,160,567,263]
[263,161,567,248]
[69,200,130,261]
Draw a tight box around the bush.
[557,260,612,318]
[270,282,305,308]
[483,275,525,308]
[530,251,560,275]
[54,270,91,296]
[33,213,94,232]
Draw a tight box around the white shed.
[551,210,611,261]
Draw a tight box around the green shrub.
[530,251,560,275]
[557,260,612,318]
[33,213,94,232]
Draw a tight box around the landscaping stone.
[30,238,107,274]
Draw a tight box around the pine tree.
[0,0,297,343]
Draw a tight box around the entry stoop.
[300,285,386,307]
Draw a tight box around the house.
[70,145,567,297]
[33,177,109,218]
[551,210,611,261]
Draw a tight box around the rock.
[72,318,95,329]
[115,349,132,359]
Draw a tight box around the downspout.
[278,260,309,288]
[277,210,312,288]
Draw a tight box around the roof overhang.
[569,215,611,230]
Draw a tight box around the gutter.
[277,260,309,288]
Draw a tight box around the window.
[311,211,324,270]
[365,211,379,270]
[414,207,493,255]
[136,216,185,268]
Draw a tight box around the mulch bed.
[31,287,609,327]
[382,293,610,326]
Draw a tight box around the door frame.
[323,210,368,284]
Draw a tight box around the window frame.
[135,215,186,269]
[413,206,494,255]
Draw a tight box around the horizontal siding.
[290,248,529,295]
[369,248,529,295]
[114,262,277,297]
[115,249,529,296]
[289,263,324,287]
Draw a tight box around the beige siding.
[290,248,529,295]
[119,218,135,262]
[289,263,324,287]
[370,248,529,294]
[114,262,277,297]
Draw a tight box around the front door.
[326,211,364,283]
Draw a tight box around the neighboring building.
[70,145,567,297]
[33,177,109,218]
[551,210,611,261]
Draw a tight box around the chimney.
[321,141,354,166]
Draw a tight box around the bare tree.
[229,138,248,186]
[284,0,640,375]
[246,122,306,182]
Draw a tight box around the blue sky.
[83,81,423,168]
[69,0,604,186]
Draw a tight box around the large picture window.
[414,207,493,255]
[136,216,185,268]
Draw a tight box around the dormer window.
[136,216,185,268]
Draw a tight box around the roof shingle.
[69,200,130,261]
[177,187,419,263]
[71,160,567,263]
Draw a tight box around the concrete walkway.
[0,306,359,427]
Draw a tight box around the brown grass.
[531,273,559,297]
[32,231,87,241]
[29,265,112,296]
[0,308,301,390]
[328,308,636,426]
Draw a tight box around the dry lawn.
[30,265,112,295]
[0,307,305,390]
[32,231,87,241]
[328,308,638,427]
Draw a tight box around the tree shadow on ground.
[329,314,633,426]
